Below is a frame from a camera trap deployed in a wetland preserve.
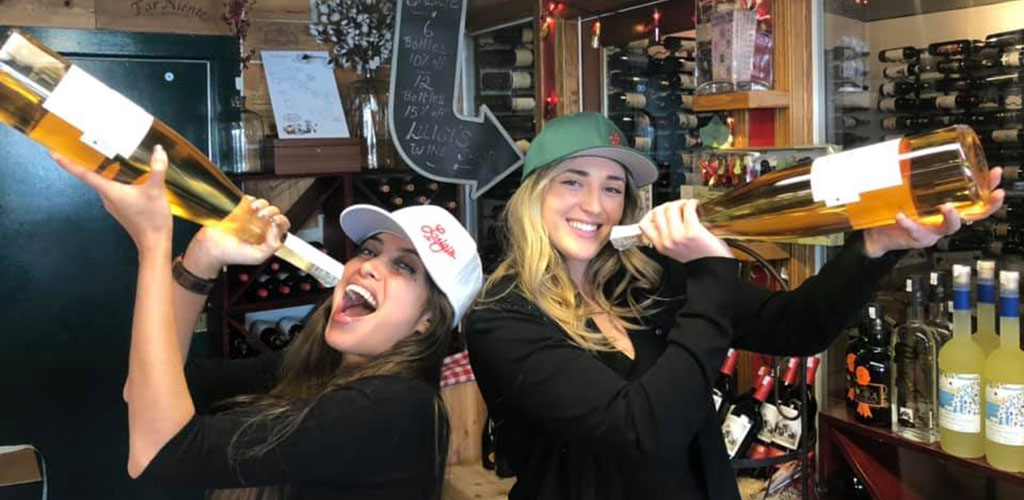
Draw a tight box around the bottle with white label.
[990,129,1023,145]
[892,275,940,443]
[984,270,1024,471]
[721,374,775,459]
[938,264,985,458]
[0,29,343,287]
[878,46,921,63]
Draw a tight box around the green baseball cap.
[522,112,658,187]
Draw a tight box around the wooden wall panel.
[252,0,311,21]
[95,0,229,35]
[0,0,96,29]
[247,19,320,62]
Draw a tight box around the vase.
[220,95,267,173]
[343,70,395,170]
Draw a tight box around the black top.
[465,235,902,500]
[136,352,442,499]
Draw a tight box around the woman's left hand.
[862,167,1006,258]
[53,145,173,251]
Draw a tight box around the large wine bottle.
[937,264,985,458]
[0,29,343,286]
[612,125,994,246]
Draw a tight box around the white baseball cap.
[339,204,483,327]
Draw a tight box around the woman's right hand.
[181,197,290,278]
[638,199,734,263]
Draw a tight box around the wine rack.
[471,20,536,273]
[825,38,873,149]
[872,28,1024,258]
[604,36,719,207]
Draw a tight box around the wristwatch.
[172,254,219,295]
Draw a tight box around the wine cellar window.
[469,20,536,273]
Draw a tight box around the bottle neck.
[1000,294,1021,348]
[805,357,820,387]
[753,376,776,403]
[720,349,739,376]
[906,301,926,322]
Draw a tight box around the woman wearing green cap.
[465,112,1004,499]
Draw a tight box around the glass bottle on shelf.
[984,270,1024,472]
[220,95,266,174]
[854,303,892,428]
[892,275,940,443]
[937,264,985,458]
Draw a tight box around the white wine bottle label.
[514,48,534,67]
[712,391,723,411]
[1005,95,1023,110]
[720,413,752,458]
[678,74,697,89]
[510,97,536,111]
[880,82,896,96]
[986,382,1024,446]
[939,372,981,433]
[811,138,903,207]
[774,404,802,450]
[633,136,651,152]
[277,234,344,287]
[757,403,779,443]
[879,98,897,112]
[882,117,899,130]
[936,95,959,109]
[993,129,1021,144]
[43,65,154,159]
[880,48,905,62]
[1002,51,1022,68]
[510,71,532,89]
[679,95,694,110]
[624,92,647,109]
[676,112,699,129]
[884,64,910,79]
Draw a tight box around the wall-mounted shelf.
[692,91,791,112]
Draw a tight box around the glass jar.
[695,0,773,94]
[221,95,266,173]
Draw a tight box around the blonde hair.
[481,162,664,352]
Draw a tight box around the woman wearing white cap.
[465,112,1004,500]
[54,146,482,499]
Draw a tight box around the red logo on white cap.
[609,133,622,146]
[422,224,456,259]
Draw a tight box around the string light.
[652,8,662,43]
[591,19,601,49]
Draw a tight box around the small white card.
[261,51,349,139]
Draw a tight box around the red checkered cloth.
[440,350,475,388]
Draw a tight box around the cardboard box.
[266,138,366,176]
[0,446,41,488]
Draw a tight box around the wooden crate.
[265,138,365,176]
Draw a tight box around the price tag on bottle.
[43,66,153,159]
[811,138,903,207]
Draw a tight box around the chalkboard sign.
[389,0,523,198]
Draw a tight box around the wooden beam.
[692,91,791,112]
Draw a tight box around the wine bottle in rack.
[883,63,923,80]
[272,271,293,298]
[229,331,259,358]
[478,95,536,113]
[933,77,987,93]
[878,97,920,113]
[775,356,820,451]
[998,48,1022,69]
[246,273,273,301]
[935,226,995,252]
[388,195,406,208]
[609,92,648,113]
[879,80,931,97]
[935,114,968,127]
[607,51,649,74]
[0,30,342,287]
[712,348,741,422]
[853,303,892,427]
[990,129,1024,145]
[828,46,870,60]
[721,374,775,460]
[250,320,290,350]
[277,316,305,340]
[936,58,997,74]
[609,72,649,93]
[881,116,934,131]
[928,39,986,57]
[477,27,533,46]
[375,180,394,195]
[281,270,314,295]
[757,357,800,446]
[836,115,870,128]
[480,70,532,91]
[992,202,1024,220]
[986,28,1024,48]
[879,46,921,63]
[925,94,983,111]
[476,48,533,67]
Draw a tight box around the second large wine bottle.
[0,29,343,285]
[696,125,994,240]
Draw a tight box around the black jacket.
[465,236,902,499]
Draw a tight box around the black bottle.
[853,303,892,427]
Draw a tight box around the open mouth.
[337,283,378,320]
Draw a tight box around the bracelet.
[172,254,219,295]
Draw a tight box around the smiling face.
[326,232,432,363]
[541,156,628,275]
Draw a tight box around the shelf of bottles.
[605,36,718,206]
[470,21,535,273]
[841,260,1024,480]
[873,28,1023,257]
[228,314,308,359]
